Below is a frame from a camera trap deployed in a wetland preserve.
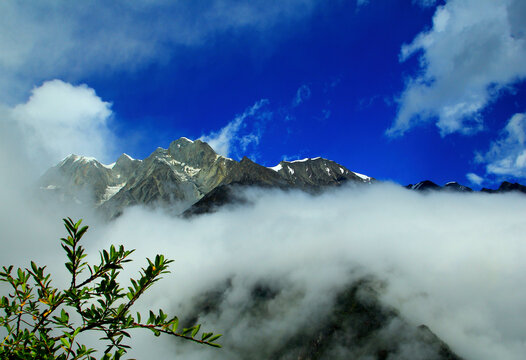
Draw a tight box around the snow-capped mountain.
[40,137,374,218]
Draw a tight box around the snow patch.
[353,172,371,181]
[269,163,283,172]
[184,165,201,177]
[287,166,295,175]
[325,168,331,176]
[101,183,126,202]
[339,167,345,174]
[289,157,321,163]
[180,137,194,143]
[215,154,234,162]
[79,156,97,163]
[121,153,136,161]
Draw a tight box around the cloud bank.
[389,0,526,136]
[87,185,526,360]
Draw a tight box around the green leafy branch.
[0,218,221,360]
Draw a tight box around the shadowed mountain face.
[39,137,374,218]
[182,277,464,360]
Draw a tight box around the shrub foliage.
[0,218,220,359]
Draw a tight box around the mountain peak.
[117,153,136,162]
[60,154,106,168]
[169,137,195,148]
[168,137,217,168]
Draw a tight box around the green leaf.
[201,332,213,341]
[208,334,222,342]
[171,317,179,332]
[191,324,201,338]
[60,337,70,348]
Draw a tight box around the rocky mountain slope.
[40,137,373,218]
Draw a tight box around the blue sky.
[1,0,526,188]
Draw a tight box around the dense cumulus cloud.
[7,80,115,169]
[389,0,526,137]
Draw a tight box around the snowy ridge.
[269,163,283,172]
[288,157,321,163]
[121,153,137,161]
[353,172,372,181]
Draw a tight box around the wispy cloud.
[388,0,526,137]
[292,84,311,107]
[200,99,271,158]
[466,172,484,186]
[356,0,370,8]
[412,0,438,8]
[0,1,320,104]
[476,112,526,179]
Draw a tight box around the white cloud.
[388,0,526,137]
[199,99,270,158]
[466,172,484,186]
[477,112,526,178]
[292,84,311,107]
[80,185,526,360]
[9,79,114,169]
[0,1,319,104]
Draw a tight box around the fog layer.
[88,185,526,359]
